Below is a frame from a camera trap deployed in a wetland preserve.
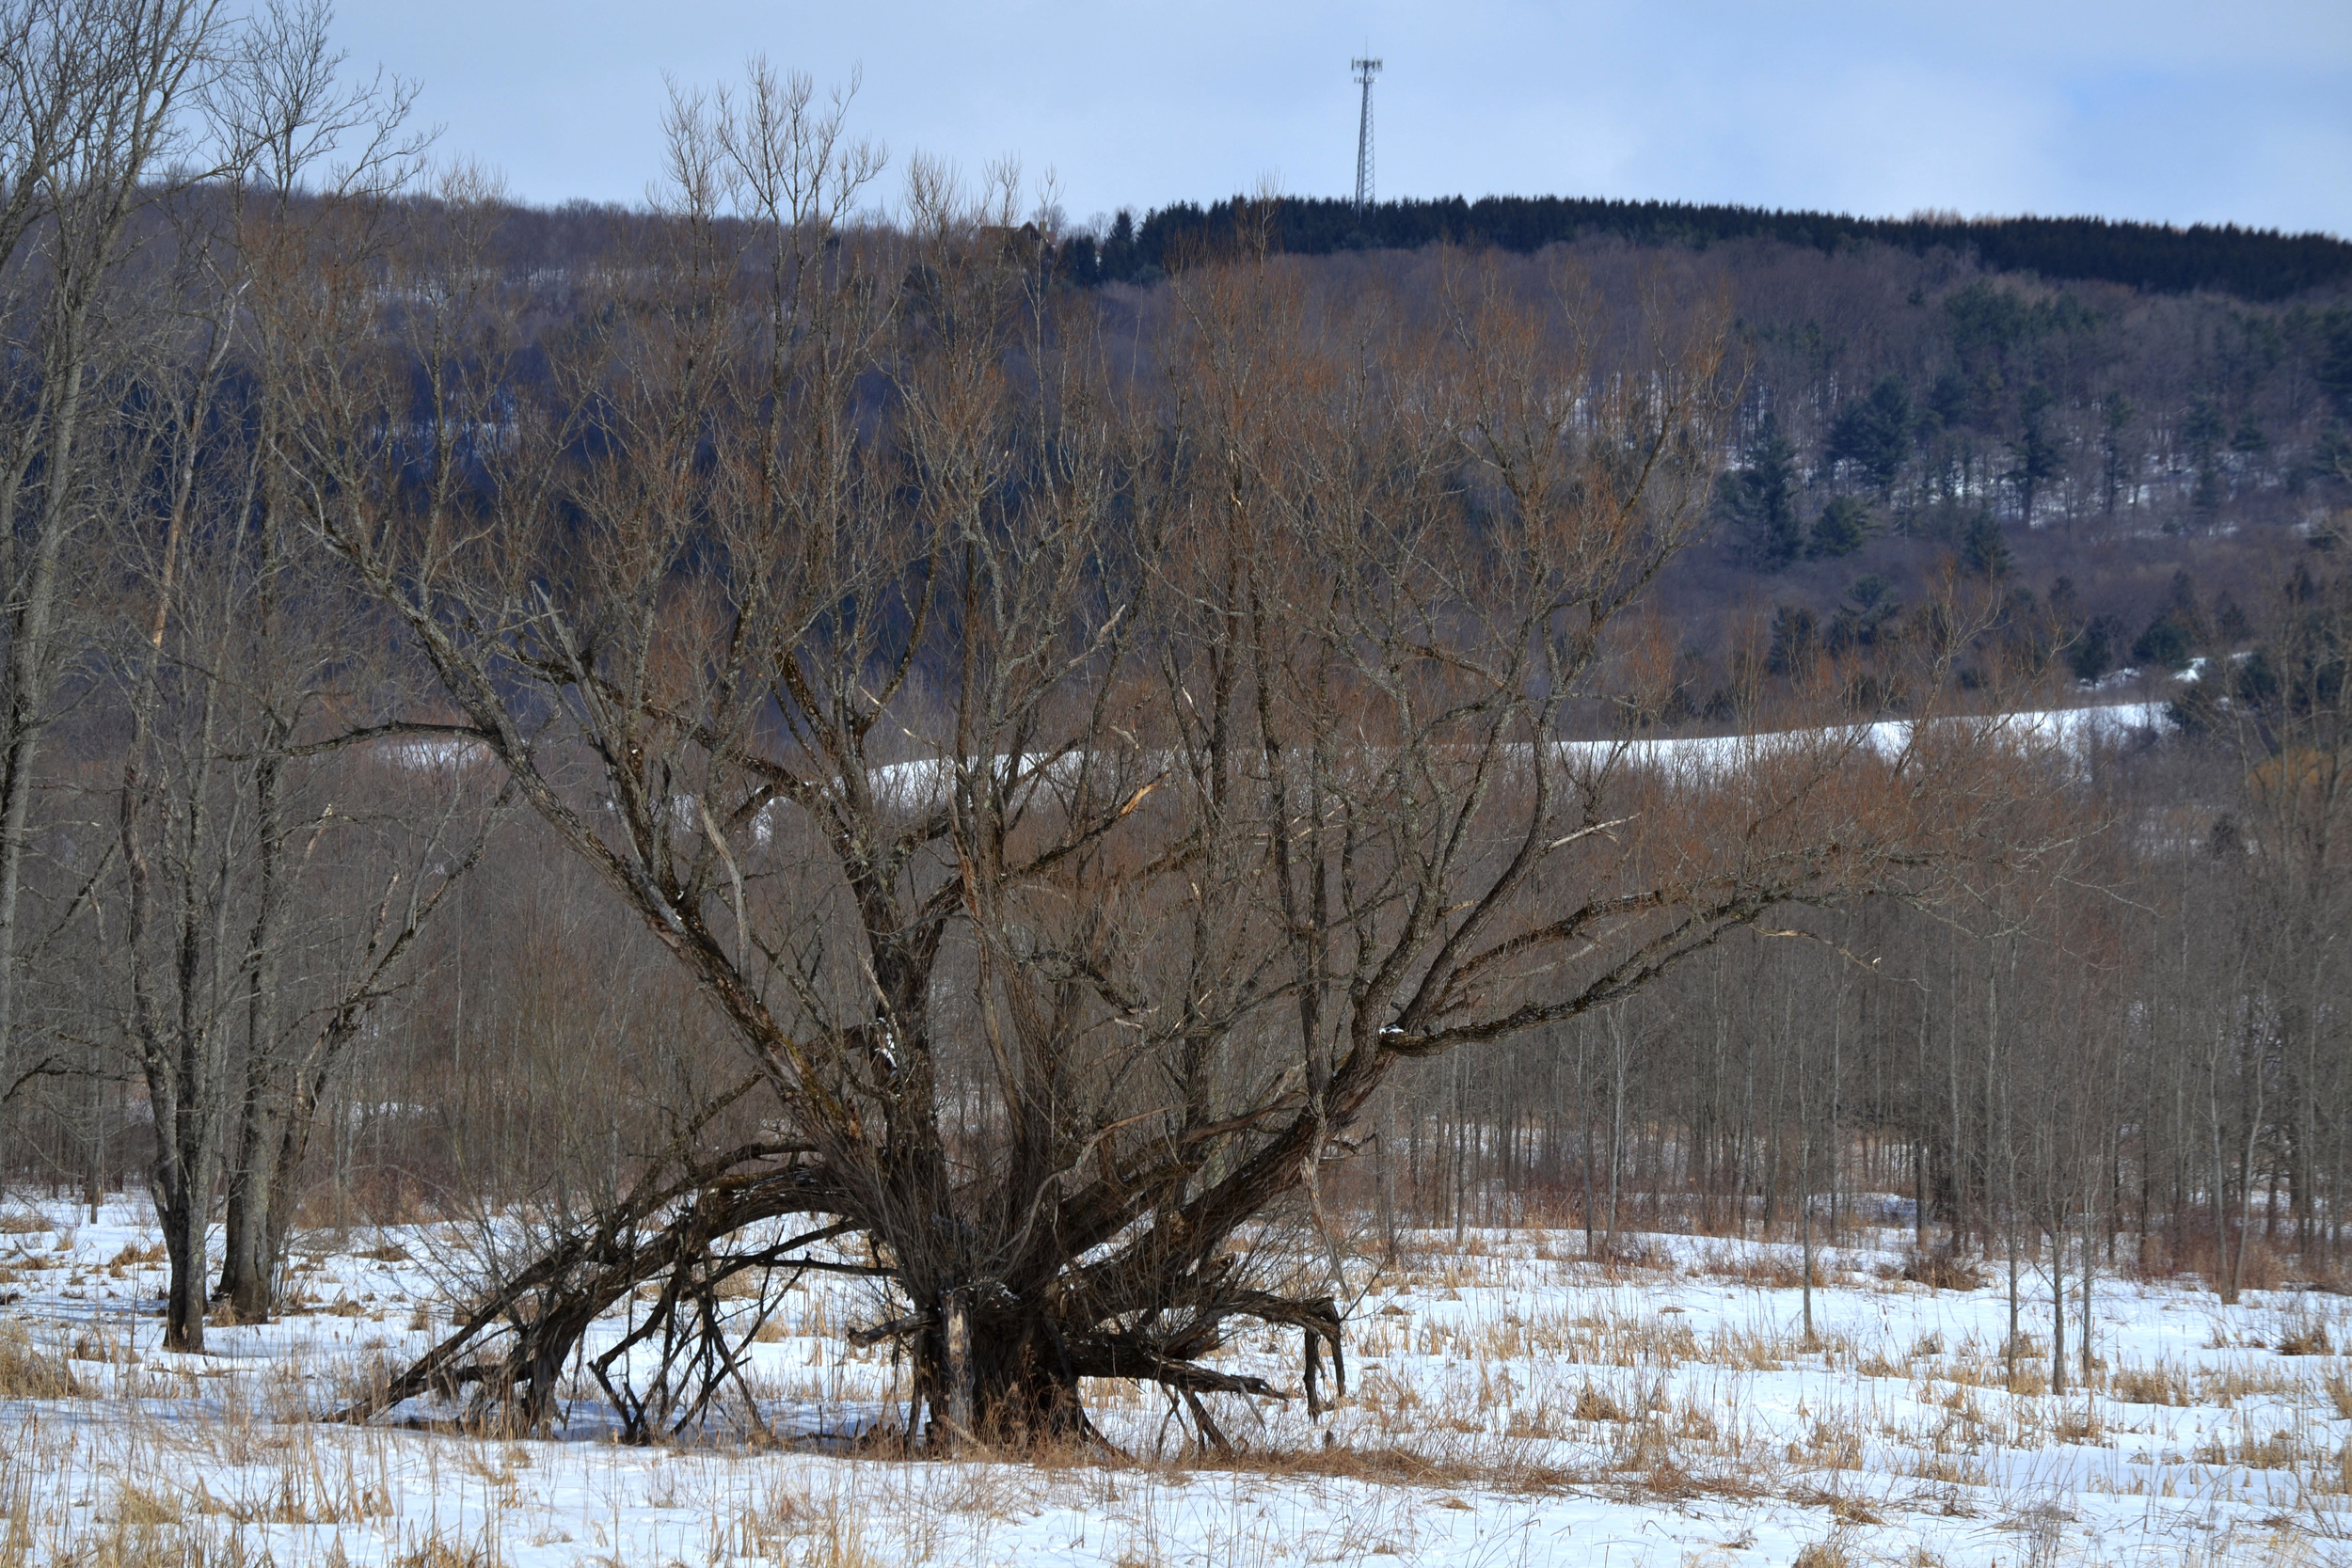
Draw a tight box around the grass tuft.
[0,1324,86,1400]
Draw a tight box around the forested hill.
[1062,196,2352,303]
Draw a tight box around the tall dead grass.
[0,1326,85,1401]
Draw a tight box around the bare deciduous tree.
[0,0,228,1144]
[270,75,2065,1444]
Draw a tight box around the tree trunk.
[2050,1222,2066,1395]
[160,1185,212,1354]
[906,1291,1106,1449]
[2005,1212,2021,1386]
[2079,1198,2095,1383]
[937,1289,975,1446]
[215,1081,280,1322]
[1800,1132,1815,1343]
[1915,1139,1928,1251]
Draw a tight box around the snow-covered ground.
[3,1196,2346,1565]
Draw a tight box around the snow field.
[2,1197,2347,1565]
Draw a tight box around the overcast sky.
[333,0,2352,237]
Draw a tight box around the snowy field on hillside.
[3,1196,2347,1566]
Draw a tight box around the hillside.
[1064,195,2352,303]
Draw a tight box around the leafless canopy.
[270,76,2060,1442]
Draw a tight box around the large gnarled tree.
[284,73,2058,1442]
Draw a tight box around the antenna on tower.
[1351,55,1383,214]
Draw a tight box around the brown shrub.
[1901,1251,1985,1291]
[2142,1224,2286,1295]
[1697,1245,1808,1288]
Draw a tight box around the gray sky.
[335,0,2352,237]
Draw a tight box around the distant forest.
[1057,195,2352,304]
[467,189,2352,720]
[1054,201,2352,717]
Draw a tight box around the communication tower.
[1351,56,1383,214]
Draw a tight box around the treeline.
[251,182,2352,719]
[1054,196,2352,304]
[469,194,2352,708]
[1097,234,2352,724]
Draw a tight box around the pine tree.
[2008,383,2061,525]
[1768,605,1820,674]
[1099,210,1139,283]
[1717,412,1804,569]
[1962,512,2013,579]
[2316,309,2352,419]
[1809,496,1871,558]
[1825,376,1914,496]
[2099,394,2137,515]
[2184,395,2228,517]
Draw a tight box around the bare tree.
[201,0,428,1325]
[259,68,2069,1445]
[0,0,228,1155]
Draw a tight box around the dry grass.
[2112,1361,2191,1405]
[2193,1359,2309,1406]
[1572,1383,1628,1422]
[2277,1323,2332,1356]
[2138,1230,2290,1296]
[1792,1533,1855,1568]
[389,1529,503,1568]
[2195,1418,2307,1471]
[1694,1243,1810,1289]
[1900,1251,1987,1291]
[0,1325,86,1400]
[2050,1402,2106,1443]
[1200,1440,1585,1497]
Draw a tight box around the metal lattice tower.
[1351,56,1383,214]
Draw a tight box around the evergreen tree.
[2322,309,2352,419]
[2184,394,2228,517]
[2213,593,2252,646]
[1716,412,1804,568]
[2071,615,2124,682]
[2008,382,2061,524]
[1825,376,1914,495]
[1826,574,1900,653]
[1961,512,2013,578]
[2099,393,2137,515]
[1926,370,1973,434]
[2047,574,2080,626]
[1768,605,1820,675]
[2132,615,2195,672]
[1809,496,1870,558]
[1126,197,2352,301]
[1099,210,1139,283]
[2161,568,2212,646]
[1056,233,1101,288]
